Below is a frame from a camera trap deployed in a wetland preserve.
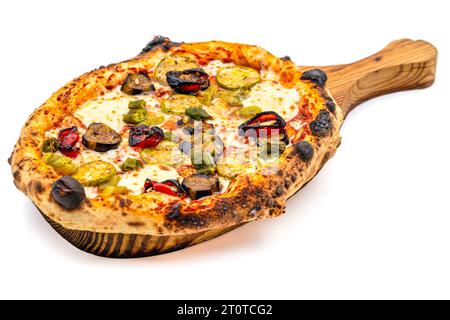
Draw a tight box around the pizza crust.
[10,40,344,236]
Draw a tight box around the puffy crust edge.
[10,40,344,236]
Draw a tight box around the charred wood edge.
[35,205,243,258]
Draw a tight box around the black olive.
[181,174,220,200]
[82,123,122,152]
[309,109,332,137]
[166,68,210,94]
[294,141,314,162]
[51,176,86,210]
[301,69,328,87]
[121,73,155,95]
[141,36,181,54]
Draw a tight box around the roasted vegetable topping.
[166,68,210,94]
[185,107,213,121]
[140,141,184,165]
[145,179,185,197]
[191,150,216,175]
[101,186,129,197]
[154,55,200,84]
[42,138,60,153]
[123,100,148,124]
[121,73,154,95]
[217,89,249,107]
[58,126,79,158]
[238,111,288,143]
[141,114,165,126]
[238,106,263,118]
[72,161,116,186]
[43,153,78,175]
[216,66,260,90]
[309,109,332,137]
[121,158,143,171]
[129,125,164,148]
[181,174,220,200]
[294,141,314,162]
[51,176,86,210]
[82,123,122,152]
[199,83,218,106]
[301,69,328,87]
[98,175,121,192]
[161,94,202,115]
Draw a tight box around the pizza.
[10,36,342,248]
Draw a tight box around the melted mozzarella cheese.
[118,165,180,195]
[242,81,300,121]
[202,60,235,76]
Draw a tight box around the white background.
[0,0,449,300]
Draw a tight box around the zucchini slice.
[216,66,261,90]
[72,161,116,186]
[161,94,202,115]
[154,55,199,84]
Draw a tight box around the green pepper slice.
[161,94,202,115]
[42,153,78,175]
[42,138,60,153]
[121,158,143,171]
[185,107,213,121]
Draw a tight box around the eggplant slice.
[82,123,122,152]
[181,174,220,200]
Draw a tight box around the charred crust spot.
[293,141,314,162]
[325,100,336,113]
[284,180,292,189]
[281,56,291,61]
[7,155,12,165]
[309,109,332,137]
[375,56,382,62]
[275,186,284,197]
[34,181,44,194]
[179,214,206,228]
[167,203,181,220]
[13,170,21,182]
[266,198,276,208]
[301,69,328,87]
[141,36,181,54]
[119,198,132,208]
[127,221,145,227]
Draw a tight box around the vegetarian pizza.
[10,36,343,236]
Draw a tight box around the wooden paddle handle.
[310,39,438,117]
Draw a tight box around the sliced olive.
[121,158,143,171]
[140,141,183,165]
[181,174,220,200]
[42,138,60,153]
[216,66,261,90]
[121,73,154,95]
[51,176,86,210]
[216,154,258,179]
[154,55,199,84]
[161,94,202,115]
[217,89,249,107]
[238,106,263,118]
[185,107,213,121]
[166,68,210,94]
[82,123,122,152]
[72,161,116,186]
[43,153,78,175]
[191,150,216,175]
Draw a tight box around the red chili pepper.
[129,125,164,148]
[144,179,185,198]
[238,111,288,143]
[166,68,210,94]
[58,126,80,158]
